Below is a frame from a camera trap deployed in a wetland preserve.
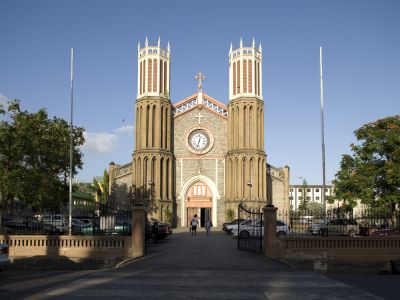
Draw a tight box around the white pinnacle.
[167,41,170,52]
[145,36,148,46]
[259,43,262,51]
[158,36,160,47]
[252,37,255,48]
[229,43,232,54]
[137,42,141,50]
[240,37,243,48]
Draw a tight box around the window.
[290,188,294,192]
[316,188,320,192]
[325,188,328,192]
[316,197,320,201]
[289,196,293,200]
[306,189,311,192]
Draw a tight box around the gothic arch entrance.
[180,175,219,228]
[186,181,212,227]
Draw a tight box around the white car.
[225,219,255,233]
[231,220,289,238]
[0,243,10,270]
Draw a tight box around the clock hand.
[197,137,201,147]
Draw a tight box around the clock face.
[189,130,210,151]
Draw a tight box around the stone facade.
[108,38,290,227]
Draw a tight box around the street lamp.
[247,180,253,202]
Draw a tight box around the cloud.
[82,131,118,154]
[114,124,134,136]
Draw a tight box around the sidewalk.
[31,229,385,299]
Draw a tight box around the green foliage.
[226,208,234,222]
[298,179,310,212]
[332,115,400,211]
[0,99,85,211]
[92,170,110,206]
[164,206,172,224]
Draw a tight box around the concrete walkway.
[29,229,383,299]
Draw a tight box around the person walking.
[191,214,199,236]
[205,219,213,235]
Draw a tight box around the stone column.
[263,205,278,258]
[131,207,145,258]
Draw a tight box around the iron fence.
[0,203,132,236]
[237,204,263,254]
[277,208,400,237]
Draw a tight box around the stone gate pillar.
[131,207,145,258]
[263,205,278,258]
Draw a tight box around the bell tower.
[132,37,174,221]
[225,38,267,210]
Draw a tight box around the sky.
[1,0,399,185]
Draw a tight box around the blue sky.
[1,0,399,185]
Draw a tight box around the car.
[222,219,245,232]
[4,220,60,235]
[225,219,253,234]
[0,243,10,271]
[308,218,359,237]
[231,220,290,238]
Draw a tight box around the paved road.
[0,229,395,299]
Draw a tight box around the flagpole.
[69,48,74,236]
[319,46,327,222]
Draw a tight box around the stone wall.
[109,163,132,209]
[267,164,290,212]
[174,106,227,226]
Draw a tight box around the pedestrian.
[205,219,213,235]
[191,214,199,236]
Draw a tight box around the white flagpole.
[319,47,327,221]
[69,48,74,236]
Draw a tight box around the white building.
[289,184,333,211]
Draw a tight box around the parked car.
[222,219,245,232]
[0,243,10,271]
[69,219,93,235]
[231,220,289,238]
[41,214,67,233]
[4,220,60,235]
[225,219,253,234]
[147,219,172,240]
[308,218,359,237]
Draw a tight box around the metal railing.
[0,204,132,236]
[237,204,263,254]
[277,208,400,237]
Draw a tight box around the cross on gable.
[194,72,206,91]
[195,110,204,124]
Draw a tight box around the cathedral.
[108,38,290,228]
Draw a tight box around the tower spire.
[145,36,148,47]
[167,41,170,52]
[252,37,255,48]
[158,36,160,47]
[229,42,233,54]
[240,37,243,48]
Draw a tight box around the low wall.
[276,236,400,273]
[0,235,133,259]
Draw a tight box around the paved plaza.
[0,229,397,299]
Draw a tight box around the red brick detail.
[148,59,152,92]
[248,60,252,93]
[243,60,247,93]
[233,62,236,96]
[153,58,157,92]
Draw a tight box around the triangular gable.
[173,93,228,118]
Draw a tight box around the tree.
[92,170,110,206]
[0,100,85,212]
[331,115,400,212]
[298,179,310,212]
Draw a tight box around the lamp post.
[247,180,253,202]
